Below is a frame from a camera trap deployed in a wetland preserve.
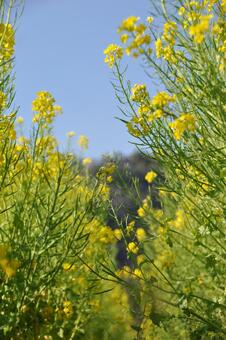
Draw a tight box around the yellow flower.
[170,114,196,140]
[126,221,135,233]
[133,268,142,278]
[32,91,61,124]
[114,228,122,240]
[0,91,6,110]
[137,254,145,266]
[136,228,146,242]
[82,157,92,166]
[104,43,123,68]
[120,34,129,44]
[66,131,75,138]
[118,16,140,32]
[106,175,113,183]
[189,15,212,44]
[178,7,185,16]
[99,226,115,244]
[0,258,20,278]
[16,116,24,124]
[127,242,139,254]
[77,134,89,149]
[145,171,157,183]
[146,16,153,24]
[173,209,185,229]
[0,23,15,61]
[151,91,175,108]
[130,84,149,102]
[153,109,163,119]
[63,301,73,318]
[135,23,147,35]
[137,207,145,217]
[155,38,163,58]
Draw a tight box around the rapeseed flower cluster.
[189,15,213,43]
[170,113,196,140]
[120,17,152,58]
[104,43,123,68]
[0,23,15,61]
[32,91,62,124]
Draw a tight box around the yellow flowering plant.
[104,0,226,338]
[0,2,137,339]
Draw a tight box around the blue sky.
[15,0,152,159]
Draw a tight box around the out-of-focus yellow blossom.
[126,120,142,137]
[137,254,145,266]
[66,131,75,138]
[162,21,177,44]
[18,136,29,147]
[0,254,20,278]
[114,228,122,240]
[126,220,135,234]
[189,15,212,44]
[178,7,185,16]
[117,265,131,279]
[0,245,8,258]
[153,109,164,119]
[151,91,175,108]
[145,170,157,183]
[99,184,110,199]
[118,16,140,32]
[157,250,175,268]
[20,305,30,314]
[137,207,145,217]
[155,38,163,58]
[104,44,123,68]
[8,126,16,140]
[63,300,73,318]
[204,0,218,11]
[106,175,113,183]
[77,134,89,149]
[82,157,92,166]
[197,275,205,285]
[0,23,15,61]
[146,16,153,24]
[170,114,196,140]
[136,228,146,242]
[158,225,169,236]
[159,188,168,198]
[120,34,129,44]
[133,268,142,278]
[221,0,226,12]
[130,84,149,102]
[138,104,150,115]
[135,23,146,34]
[140,318,154,339]
[96,162,116,182]
[16,116,24,124]
[89,299,100,312]
[162,45,178,63]
[99,226,115,244]
[127,241,139,254]
[169,209,185,230]
[0,91,6,110]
